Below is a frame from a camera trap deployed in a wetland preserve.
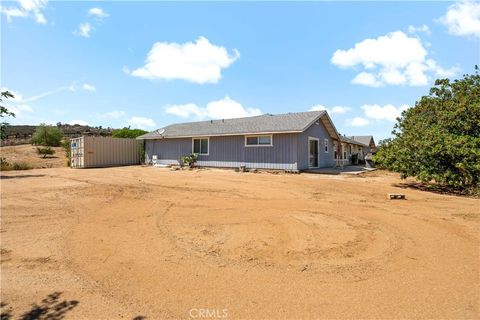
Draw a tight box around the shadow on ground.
[1,292,78,320]
[393,182,475,197]
[0,175,45,180]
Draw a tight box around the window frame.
[192,137,209,155]
[244,134,273,147]
[324,138,329,153]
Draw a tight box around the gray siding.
[297,121,336,170]
[145,118,336,170]
[146,133,298,170]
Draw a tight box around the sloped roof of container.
[137,110,341,140]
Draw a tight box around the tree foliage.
[112,127,148,139]
[1,91,16,140]
[31,124,64,147]
[374,67,480,190]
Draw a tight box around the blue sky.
[1,0,479,140]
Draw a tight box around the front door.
[308,139,319,168]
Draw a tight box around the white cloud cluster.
[74,7,108,38]
[331,31,458,87]
[82,83,96,92]
[129,37,240,84]
[346,117,370,127]
[128,116,156,129]
[309,104,350,115]
[69,120,89,126]
[165,96,261,120]
[407,24,431,35]
[345,103,411,127]
[88,7,109,19]
[439,0,480,39]
[1,0,48,24]
[361,104,410,122]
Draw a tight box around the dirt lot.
[1,144,67,169]
[1,166,479,319]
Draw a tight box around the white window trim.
[192,137,209,155]
[324,138,329,153]
[244,134,273,147]
[308,136,320,168]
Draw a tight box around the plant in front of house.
[181,153,198,168]
[36,146,55,158]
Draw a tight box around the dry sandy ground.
[1,144,67,169]
[1,166,479,319]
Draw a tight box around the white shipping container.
[70,136,142,168]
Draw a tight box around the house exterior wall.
[145,133,299,170]
[297,121,335,170]
[144,117,337,170]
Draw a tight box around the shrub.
[180,153,198,168]
[112,127,148,139]
[1,157,11,170]
[32,124,64,147]
[36,146,55,158]
[374,67,480,191]
[12,162,31,170]
[62,140,71,166]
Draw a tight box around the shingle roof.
[137,111,328,139]
[348,135,375,146]
[340,136,368,146]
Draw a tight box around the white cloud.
[69,120,89,126]
[8,104,34,118]
[88,7,109,19]
[128,116,156,130]
[97,110,126,119]
[352,72,383,87]
[165,96,262,120]
[408,24,431,35]
[74,22,93,38]
[82,83,96,92]
[361,104,411,122]
[129,36,240,84]
[347,117,370,127]
[1,0,48,24]
[439,0,480,39]
[331,31,457,86]
[309,104,350,115]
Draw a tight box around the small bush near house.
[181,153,198,168]
[36,146,55,158]
[1,158,32,171]
[374,67,480,194]
[32,124,64,147]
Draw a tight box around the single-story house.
[137,111,373,170]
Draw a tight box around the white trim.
[308,136,320,168]
[244,134,273,147]
[192,137,209,155]
[324,138,329,153]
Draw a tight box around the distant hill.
[2,124,116,146]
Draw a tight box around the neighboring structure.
[339,136,369,166]
[137,111,374,170]
[70,136,142,168]
[349,135,376,154]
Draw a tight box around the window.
[349,145,352,154]
[245,135,272,146]
[324,138,329,153]
[193,138,209,155]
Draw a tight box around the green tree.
[31,124,64,147]
[374,67,480,190]
[111,127,148,139]
[1,91,16,140]
[36,146,55,158]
